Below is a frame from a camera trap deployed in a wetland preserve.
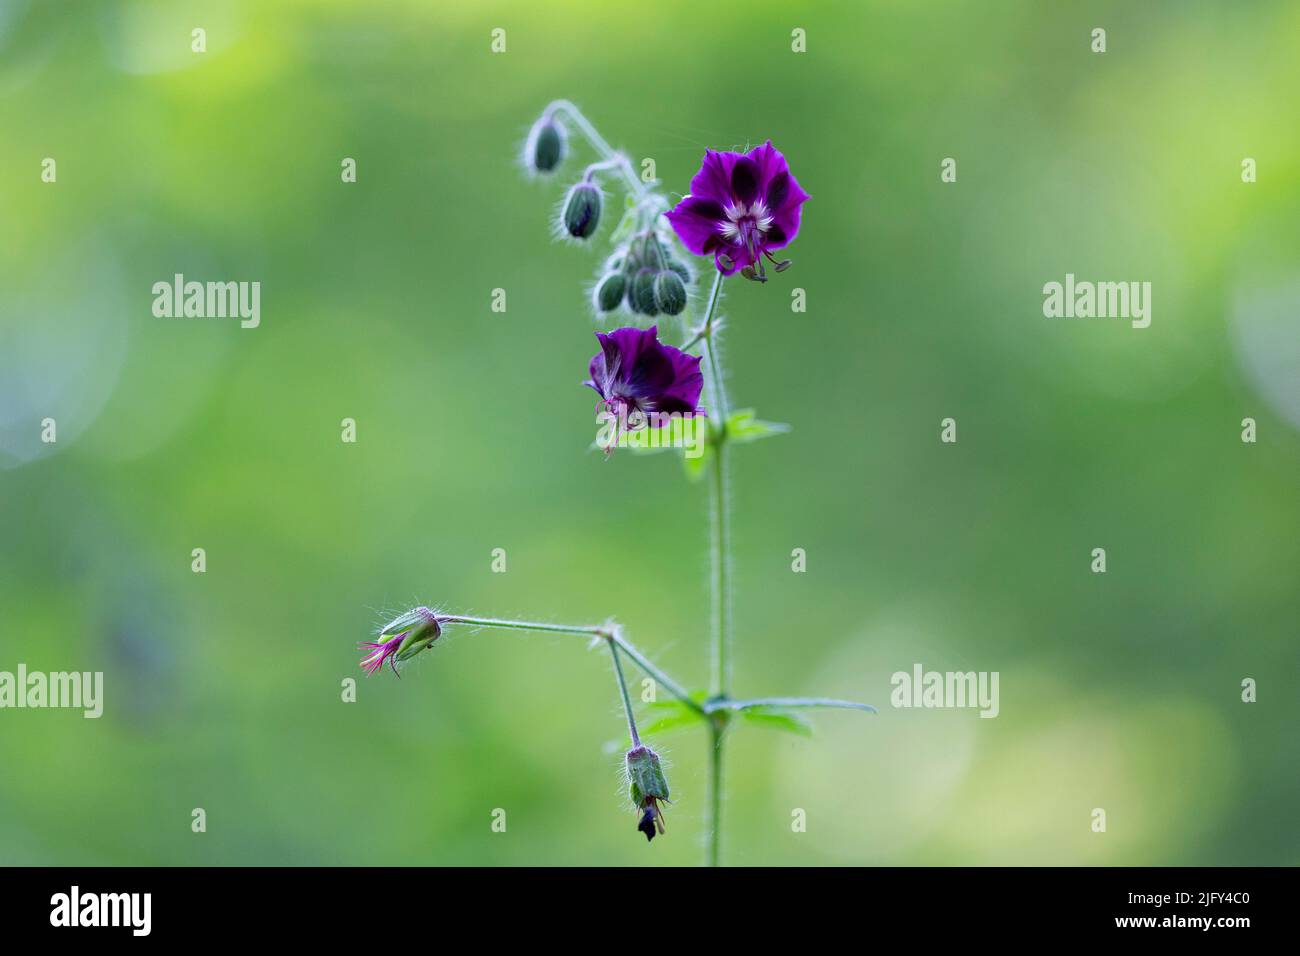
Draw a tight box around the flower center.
[717,200,773,246]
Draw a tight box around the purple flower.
[584,325,703,424]
[358,634,404,677]
[665,140,810,280]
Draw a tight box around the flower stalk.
[693,267,732,866]
[363,106,875,866]
[608,640,641,748]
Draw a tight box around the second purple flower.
[584,325,703,425]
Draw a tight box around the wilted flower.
[359,607,444,677]
[665,140,809,280]
[584,325,703,425]
[626,745,670,841]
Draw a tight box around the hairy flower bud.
[629,267,659,316]
[524,115,566,174]
[604,248,628,274]
[360,606,445,676]
[665,257,693,285]
[652,270,687,316]
[562,182,602,239]
[626,745,670,841]
[593,272,626,312]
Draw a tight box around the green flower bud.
[626,745,670,841]
[593,272,626,312]
[652,270,687,316]
[562,182,602,239]
[604,249,627,274]
[524,116,565,174]
[386,607,444,661]
[665,257,693,284]
[629,268,659,316]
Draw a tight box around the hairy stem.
[439,614,703,715]
[545,99,646,197]
[707,720,723,868]
[709,429,731,694]
[694,268,732,867]
[607,641,641,748]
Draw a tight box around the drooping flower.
[359,606,445,677]
[626,745,670,842]
[584,325,703,425]
[665,140,810,280]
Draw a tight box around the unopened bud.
[665,257,693,284]
[593,272,626,312]
[629,267,659,316]
[562,182,602,239]
[653,270,687,316]
[524,115,565,174]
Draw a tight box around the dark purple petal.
[746,140,792,194]
[764,201,803,252]
[664,197,726,255]
[584,326,703,419]
[765,171,790,211]
[686,149,739,204]
[730,157,761,205]
[655,345,703,412]
[623,335,677,398]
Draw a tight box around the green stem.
[607,641,641,748]
[696,270,730,694]
[695,269,731,867]
[545,100,646,197]
[440,614,703,715]
[709,428,731,694]
[707,721,723,868]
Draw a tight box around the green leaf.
[718,696,876,714]
[738,707,814,737]
[724,409,790,444]
[612,415,712,481]
[638,698,706,737]
[598,408,785,479]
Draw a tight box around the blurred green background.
[2,0,1297,866]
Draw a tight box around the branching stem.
[545,99,646,198]
[439,615,703,716]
